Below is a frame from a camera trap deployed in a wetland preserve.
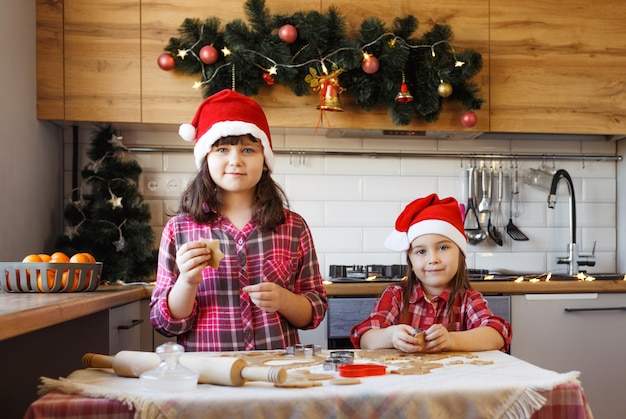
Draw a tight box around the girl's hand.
[176,241,211,286]
[242,282,286,313]
[391,325,427,353]
[423,324,452,352]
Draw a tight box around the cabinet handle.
[565,307,626,313]
[117,319,144,330]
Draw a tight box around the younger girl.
[350,194,511,353]
[150,89,327,352]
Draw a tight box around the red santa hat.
[384,194,467,255]
[179,89,274,171]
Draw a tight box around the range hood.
[325,128,621,142]
[325,129,482,140]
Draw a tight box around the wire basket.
[0,262,103,293]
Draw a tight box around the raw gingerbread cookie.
[199,238,225,269]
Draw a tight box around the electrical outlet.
[142,174,164,197]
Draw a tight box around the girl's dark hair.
[177,135,288,231]
[400,248,470,326]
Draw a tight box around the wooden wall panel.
[490,0,626,135]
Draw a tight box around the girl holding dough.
[350,194,511,353]
[150,89,327,352]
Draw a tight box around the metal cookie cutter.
[286,343,322,356]
[323,350,355,371]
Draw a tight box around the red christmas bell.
[395,82,414,103]
[316,77,344,112]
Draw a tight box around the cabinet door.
[109,301,143,354]
[141,0,319,125]
[490,0,626,135]
[64,0,141,122]
[511,293,626,418]
[36,0,64,120]
[313,0,490,132]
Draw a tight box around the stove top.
[327,265,407,283]
[327,266,490,282]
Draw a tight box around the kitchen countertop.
[0,282,151,341]
[3,278,626,341]
[323,278,626,296]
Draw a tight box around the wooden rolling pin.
[82,350,287,386]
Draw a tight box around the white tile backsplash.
[64,127,621,279]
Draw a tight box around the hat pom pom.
[179,123,196,142]
[384,231,410,252]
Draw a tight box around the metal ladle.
[464,165,487,244]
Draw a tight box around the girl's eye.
[215,147,228,153]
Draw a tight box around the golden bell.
[316,80,344,112]
[395,82,414,103]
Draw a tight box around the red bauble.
[262,72,275,85]
[461,111,478,128]
[157,53,175,71]
[199,45,219,65]
[361,56,379,74]
[278,24,298,44]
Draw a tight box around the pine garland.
[160,0,484,125]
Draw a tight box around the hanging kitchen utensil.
[494,164,506,229]
[505,161,529,241]
[464,165,487,244]
[478,162,492,213]
[487,165,503,246]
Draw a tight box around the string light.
[182,29,467,88]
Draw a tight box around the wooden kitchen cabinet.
[37,0,626,134]
[490,0,626,135]
[510,293,626,418]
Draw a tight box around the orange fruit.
[22,254,44,291]
[48,251,70,289]
[22,254,43,263]
[68,252,95,291]
[70,253,91,263]
[50,252,70,263]
[39,254,52,262]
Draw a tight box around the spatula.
[505,166,529,241]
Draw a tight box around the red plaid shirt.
[350,282,512,351]
[150,210,327,352]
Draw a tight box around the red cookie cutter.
[338,363,387,378]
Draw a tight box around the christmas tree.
[56,124,157,283]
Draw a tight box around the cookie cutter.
[286,343,321,356]
[338,364,387,378]
[323,350,355,371]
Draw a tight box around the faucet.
[548,169,595,276]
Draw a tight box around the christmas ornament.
[437,82,453,98]
[278,24,298,44]
[199,45,219,65]
[460,111,478,127]
[361,53,379,74]
[395,73,414,103]
[262,72,275,85]
[316,78,344,111]
[157,53,175,71]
